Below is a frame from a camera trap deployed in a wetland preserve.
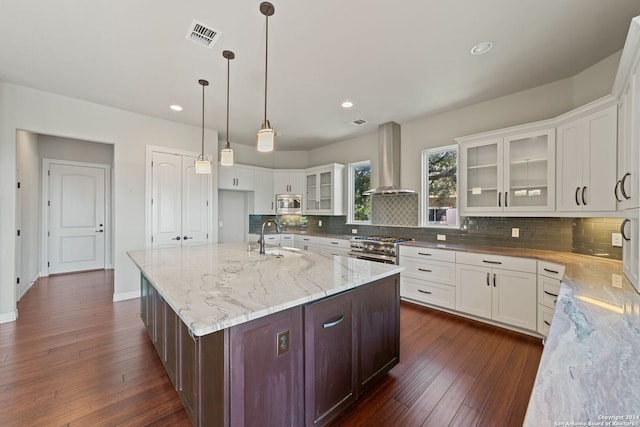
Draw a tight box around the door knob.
[95,230,104,233]
[183,236,193,240]
[171,236,181,240]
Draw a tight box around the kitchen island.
[128,243,403,427]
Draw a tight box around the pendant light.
[220,50,235,166]
[257,2,276,152]
[194,79,212,174]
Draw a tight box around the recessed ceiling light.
[170,105,183,111]
[470,42,493,55]
[341,100,354,109]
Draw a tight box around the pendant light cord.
[201,81,205,159]
[264,14,268,125]
[227,56,230,143]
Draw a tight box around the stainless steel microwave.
[276,194,302,215]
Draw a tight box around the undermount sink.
[263,247,304,258]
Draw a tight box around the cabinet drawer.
[279,234,295,245]
[318,237,351,249]
[538,304,555,337]
[401,276,455,310]
[538,276,560,309]
[537,261,565,280]
[400,258,455,285]
[456,251,536,273]
[263,235,280,243]
[398,245,455,262]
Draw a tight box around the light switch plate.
[318,220,323,227]
[612,274,623,288]
[437,234,446,241]
[612,233,623,247]
[218,221,224,227]
[512,228,520,238]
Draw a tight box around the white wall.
[0,82,218,320]
[39,134,114,166]
[219,140,309,169]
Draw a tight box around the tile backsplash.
[249,214,623,260]
[371,194,419,227]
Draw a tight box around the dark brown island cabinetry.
[140,273,400,427]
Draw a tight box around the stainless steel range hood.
[363,121,416,196]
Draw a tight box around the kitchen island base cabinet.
[140,273,400,427]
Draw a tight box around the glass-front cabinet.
[305,163,345,215]
[461,129,555,213]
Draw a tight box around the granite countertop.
[400,240,640,424]
[128,243,402,337]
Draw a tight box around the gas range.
[349,236,414,264]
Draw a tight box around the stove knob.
[367,244,375,252]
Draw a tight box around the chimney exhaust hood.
[363,121,416,196]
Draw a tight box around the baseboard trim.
[113,290,140,302]
[0,310,18,324]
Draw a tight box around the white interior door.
[151,152,210,248]
[48,162,105,274]
[152,152,182,248]
[182,155,209,245]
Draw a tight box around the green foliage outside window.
[428,150,457,207]
[353,163,371,221]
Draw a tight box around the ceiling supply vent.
[185,20,221,49]
[352,118,367,126]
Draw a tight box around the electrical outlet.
[512,228,520,238]
[612,273,623,288]
[437,234,446,241]
[276,330,290,356]
[218,221,224,227]
[351,229,358,234]
[318,220,323,227]
[612,233,623,247]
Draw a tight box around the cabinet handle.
[621,219,631,241]
[418,289,433,295]
[493,273,496,287]
[418,268,432,273]
[303,238,310,241]
[323,315,345,329]
[504,191,508,208]
[544,320,551,326]
[543,290,558,297]
[543,267,559,274]
[486,272,490,286]
[575,187,581,206]
[581,186,587,206]
[621,172,631,200]
[482,260,502,265]
[417,252,432,256]
[498,192,502,207]
[330,242,339,245]
[271,201,274,210]
[615,180,622,202]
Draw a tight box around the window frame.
[421,144,460,229]
[347,160,371,225]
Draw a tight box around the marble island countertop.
[128,243,403,337]
[399,240,640,424]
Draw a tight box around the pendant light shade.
[195,79,212,174]
[220,50,235,166]
[257,2,275,153]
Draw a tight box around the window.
[421,145,459,228]
[348,160,371,223]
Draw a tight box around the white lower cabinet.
[536,261,564,336]
[399,246,457,310]
[455,252,537,331]
[293,235,350,256]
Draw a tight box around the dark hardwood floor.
[0,270,542,426]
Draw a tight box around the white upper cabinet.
[460,129,555,214]
[304,163,345,215]
[218,164,255,191]
[556,105,617,212]
[274,170,305,195]
[253,168,275,215]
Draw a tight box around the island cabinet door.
[140,275,151,333]
[357,275,400,394]
[229,306,304,427]
[304,292,357,427]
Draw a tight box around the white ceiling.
[1,1,639,151]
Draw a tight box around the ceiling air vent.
[185,20,221,49]
[352,118,368,126]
